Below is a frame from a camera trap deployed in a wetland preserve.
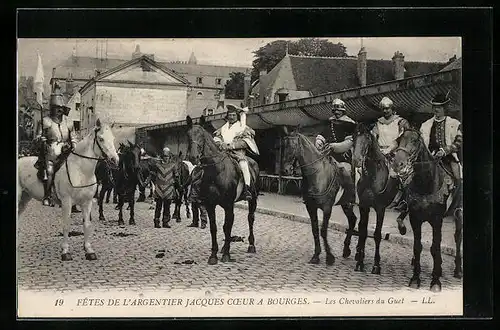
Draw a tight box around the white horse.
[18,119,119,261]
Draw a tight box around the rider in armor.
[36,84,78,206]
[213,104,260,201]
[315,98,357,177]
[420,92,462,185]
[371,97,410,211]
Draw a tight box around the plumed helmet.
[332,98,346,112]
[379,97,394,109]
[431,92,451,106]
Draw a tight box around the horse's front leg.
[128,190,136,225]
[430,216,443,292]
[117,194,125,226]
[105,187,111,203]
[221,205,236,263]
[305,202,321,264]
[355,206,370,272]
[247,197,257,253]
[371,207,386,275]
[82,200,97,260]
[60,198,73,261]
[98,186,106,221]
[409,211,423,289]
[185,192,191,219]
[453,209,463,278]
[321,205,335,266]
[206,204,218,265]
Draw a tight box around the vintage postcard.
[17,36,463,318]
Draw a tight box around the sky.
[17,37,461,83]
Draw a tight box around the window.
[196,91,204,99]
[73,121,80,131]
[207,109,214,116]
[215,78,222,85]
[196,77,203,84]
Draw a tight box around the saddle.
[34,148,72,183]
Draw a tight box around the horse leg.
[129,191,136,225]
[430,216,443,292]
[247,197,257,253]
[17,190,32,215]
[305,202,321,264]
[221,205,236,263]
[408,211,423,288]
[94,184,99,199]
[207,204,218,265]
[453,210,463,278]
[321,205,335,266]
[153,197,162,228]
[81,200,97,260]
[98,185,106,221]
[341,203,357,258]
[371,207,385,275]
[185,193,191,219]
[174,199,181,223]
[113,188,118,204]
[105,187,111,203]
[162,199,171,228]
[355,206,370,272]
[60,198,73,261]
[117,194,125,226]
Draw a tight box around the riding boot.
[42,173,53,207]
[239,160,253,201]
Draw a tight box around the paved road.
[17,197,462,294]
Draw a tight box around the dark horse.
[186,115,259,264]
[172,157,193,222]
[351,122,409,274]
[393,128,463,292]
[282,126,358,265]
[114,141,142,226]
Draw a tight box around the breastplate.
[45,117,70,144]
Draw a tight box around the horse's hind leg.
[185,192,191,219]
[117,194,125,226]
[305,202,321,264]
[128,191,136,225]
[206,204,218,265]
[371,207,386,275]
[355,206,370,272]
[321,205,335,266]
[453,210,463,278]
[82,200,97,260]
[408,212,423,289]
[341,203,357,258]
[17,190,32,215]
[430,216,443,292]
[221,205,236,263]
[247,197,257,253]
[98,186,106,221]
[105,187,111,203]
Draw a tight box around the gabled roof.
[79,56,191,93]
[53,56,128,80]
[252,54,448,98]
[440,57,462,71]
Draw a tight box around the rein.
[65,133,108,188]
[356,132,392,195]
[190,138,229,168]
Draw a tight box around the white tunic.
[376,116,402,155]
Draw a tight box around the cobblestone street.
[17,196,463,294]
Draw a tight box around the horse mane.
[296,133,322,157]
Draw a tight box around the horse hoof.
[354,263,364,272]
[200,224,207,229]
[99,215,105,221]
[247,245,256,253]
[343,248,351,259]
[371,265,381,275]
[221,254,235,263]
[326,254,335,266]
[309,256,320,264]
[186,213,191,219]
[118,220,125,226]
[409,277,421,289]
[398,224,407,236]
[61,253,72,261]
[354,252,360,262]
[208,256,218,265]
[430,280,442,292]
[129,220,136,226]
[454,269,463,279]
[85,253,97,261]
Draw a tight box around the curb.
[234,203,457,257]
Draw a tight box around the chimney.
[52,68,56,79]
[66,73,74,95]
[132,44,142,59]
[243,71,251,106]
[259,69,267,105]
[392,51,405,80]
[357,46,367,86]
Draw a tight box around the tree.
[250,38,348,82]
[224,72,245,99]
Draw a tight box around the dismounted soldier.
[371,96,411,211]
[36,84,78,207]
[420,92,463,185]
[213,104,260,201]
[186,158,208,229]
[151,146,179,228]
[315,98,357,181]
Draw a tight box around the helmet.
[49,93,70,115]
[163,146,171,155]
[379,97,394,109]
[332,98,346,112]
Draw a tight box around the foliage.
[250,38,348,82]
[224,72,246,100]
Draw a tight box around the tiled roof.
[253,54,448,99]
[440,57,462,71]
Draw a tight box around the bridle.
[65,128,113,188]
[283,134,330,175]
[188,130,229,168]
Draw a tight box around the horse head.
[392,128,428,182]
[352,121,377,169]
[186,115,216,161]
[281,125,304,163]
[93,118,119,166]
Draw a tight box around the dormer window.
[216,78,222,85]
[196,77,203,84]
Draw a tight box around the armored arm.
[67,120,78,148]
[315,134,326,151]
